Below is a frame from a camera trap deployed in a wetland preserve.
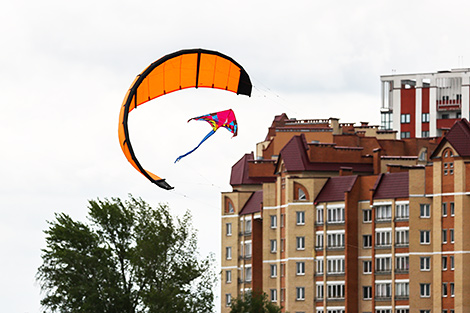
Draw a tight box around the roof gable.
[373,172,409,199]
[239,190,263,215]
[431,118,470,158]
[315,175,358,204]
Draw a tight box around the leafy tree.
[229,291,283,313]
[37,195,215,313]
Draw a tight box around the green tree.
[37,195,215,313]
[229,291,283,313]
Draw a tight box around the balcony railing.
[395,295,409,300]
[375,295,392,301]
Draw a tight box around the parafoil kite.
[175,109,237,163]
[118,49,252,190]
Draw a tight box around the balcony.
[326,246,345,251]
[395,268,409,274]
[239,255,252,260]
[375,295,392,301]
[437,118,460,130]
[375,244,392,250]
[395,242,409,248]
[437,99,461,111]
[375,270,392,275]
[375,218,392,223]
[395,295,409,300]
[239,231,252,237]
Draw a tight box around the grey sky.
[1,0,470,312]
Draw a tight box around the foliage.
[37,195,215,313]
[229,291,283,313]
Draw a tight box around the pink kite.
[175,109,238,163]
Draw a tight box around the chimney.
[373,148,382,174]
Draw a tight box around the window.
[245,267,252,282]
[420,283,431,297]
[420,257,431,271]
[422,112,430,122]
[396,203,409,219]
[327,206,344,223]
[296,211,305,225]
[296,262,305,275]
[327,232,345,249]
[443,256,447,270]
[450,202,455,216]
[226,247,232,260]
[280,214,285,227]
[316,283,324,299]
[401,113,411,123]
[443,282,448,297]
[296,287,305,300]
[270,264,277,277]
[419,311,430,313]
[442,202,448,216]
[280,288,285,302]
[316,233,324,249]
[420,230,430,244]
[381,111,392,130]
[396,228,409,246]
[376,309,391,313]
[244,242,252,258]
[245,220,252,234]
[270,289,277,302]
[376,230,392,247]
[422,130,430,137]
[327,258,344,274]
[296,236,305,250]
[363,260,372,274]
[401,131,411,139]
[376,282,392,298]
[376,256,392,273]
[228,202,234,213]
[226,294,231,306]
[270,215,277,228]
[396,282,409,298]
[443,229,448,244]
[316,206,324,224]
[363,209,372,222]
[280,263,285,277]
[420,204,430,218]
[226,270,232,283]
[327,283,345,299]
[396,309,409,313]
[363,235,372,248]
[363,286,372,300]
[450,282,454,297]
[450,255,454,270]
[226,223,232,236]
[298,188,306,200]
[450,229,454,243]
[270,240,277,253]
[396,255,409,272]
[376,205,392,221]
[316,258,324,274]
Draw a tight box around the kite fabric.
[118,48,252,190]
[175,109,238,163]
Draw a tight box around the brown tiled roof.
[230,153,276,186]
[278,134,310,171]
[278,135,374,173]
[239,190,263,215]
[432,118,470,157]
[315,175,358,203]
[373,172,409,199]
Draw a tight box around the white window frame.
[296,287,305,301]
[316,206,324,224]
[226,246,232,260]
[270,289,277,302]
[363,260,372,274]
[420,283,431,298]
[270,264,277,277]
[327,205,345,224]
[296,261,305,275]
[270,215,277,228]
[296,211,305,225]
[226,270,232,283]
[226,223,232,236]
[225,293,231,306]
[420,204,430,218]
[420,230,431,245]
[363,209,372,223]
[420,256,431,271]
[270,239,277,253]
[296,236,305,250]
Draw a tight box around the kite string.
[251,77,299,115]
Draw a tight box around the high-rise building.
[221,114,470,313]
[380,69,470,139]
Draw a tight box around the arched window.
[294,183,309,201]
[225,197,234,214]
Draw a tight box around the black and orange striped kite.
[118,48,252,190]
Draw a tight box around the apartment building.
[221,114,470,313]
[380,69,470,138]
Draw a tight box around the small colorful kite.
[175,109,238,163]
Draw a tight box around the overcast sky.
[2,0,470,312]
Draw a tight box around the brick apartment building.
[220,114,470,313]
[380,69,470,139]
